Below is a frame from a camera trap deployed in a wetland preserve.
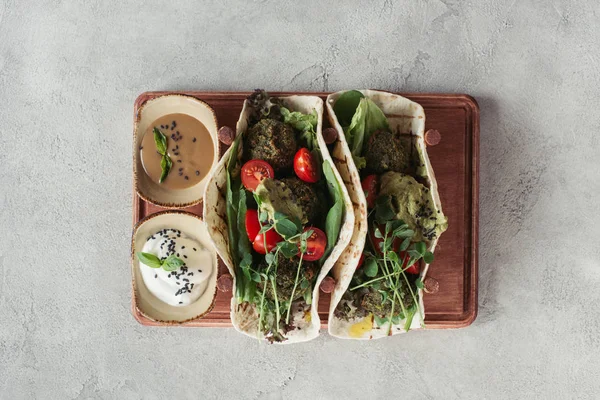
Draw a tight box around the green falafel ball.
[244,119,297,169]
[364,130,408,174]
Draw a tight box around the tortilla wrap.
[326,90,445,339]
[203,95,354,343]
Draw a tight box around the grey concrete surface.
[1,0,599,399]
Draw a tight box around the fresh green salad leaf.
[423,251,434,264]
[281,107,319,151]
[322,160,344,264]
[159,154,172,183]
[334,95,390,169]
[333,90,364,127]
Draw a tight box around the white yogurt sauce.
[139,228,213,307]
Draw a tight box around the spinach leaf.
[322,160,343,264]
[333,90,364,127]
[336,96,389,170]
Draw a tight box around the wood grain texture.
[131,91,479,329]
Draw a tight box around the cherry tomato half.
[400,252,420,275]
[253,229,283,255]
[245,209,261,243]
[241,159,274,192]
[361,175,378,209]
[294,148,320,183]
[300,227,327,261]
[369,224,400,256]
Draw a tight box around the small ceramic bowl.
[133,94,218,208]
[131,210,218,323]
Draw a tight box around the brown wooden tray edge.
[130,90,480,330]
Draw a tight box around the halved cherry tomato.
[361,175,378,209]
[399,252,420,275]
[369,224,401,256]
[356,253,365,269]
[241,160,274,191]
[245,209,260,242]
[253,229,283,254]
[293,148,319,183]
[300,227,327,261]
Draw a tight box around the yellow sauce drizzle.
[349,315,373,338]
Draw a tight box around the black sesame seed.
[179,301,183,304]
[177,160,182,163]
[195,170,199,176]
[183,255,187,259]
[184,176,189,180]
[193,137,196,142]
[154,274,157,279]
[193,248,197,252]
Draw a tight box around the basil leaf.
[137,252,162,269]
[153,128,167,155]
[162,254,184,271]
[423,251,434,264]
[415,242,427,255]
[159,155,172,183]
[333,90,364,127]
[415,278,424,289]
[364,257,378,278]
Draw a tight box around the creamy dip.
[139,228,214,306]
[140,113,214,190]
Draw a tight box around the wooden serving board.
[132,91,479,329]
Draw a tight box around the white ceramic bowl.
[131,210,218,323]
[133,94,218,208]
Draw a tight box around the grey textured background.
[1,0,599,399]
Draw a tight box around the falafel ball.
[280,177,321,224]
[244,119,297,169]
[364,130,408,174]
[258,253,318,302]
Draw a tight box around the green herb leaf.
[153,128,167,155]
[137,252,162,269]
[399,237,411,251]
[259,211,269,223]
[321,161,344,263]
[415,242,427,255]
[162,254,184,271]
[374,195,396,223]
[300,279,310,289]
[364,257,378,278]
[395,229,414,239]
[265,252,276,266]
[374,227,383,239]
[278,241,299,258]
[423,251,434,264]
[333,90,364,127]
[251,271,261,282]
[408,250,422,260]
[159,154,172,183]
[258,224,272,234]
[415,278,424,289]
[374,315,387,327]
[273,215,301,240]
[391,314,402,325]
[387,251,399,264]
